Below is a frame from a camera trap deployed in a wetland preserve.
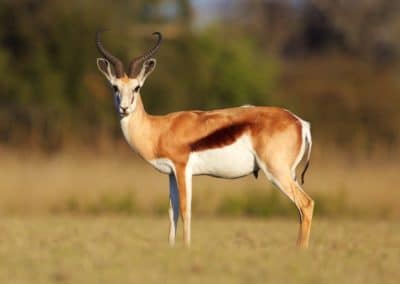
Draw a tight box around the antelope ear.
[96,58,116,81]
[138,59,156,83]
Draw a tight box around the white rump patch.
[188,135,256,179]
[283,109,312,180]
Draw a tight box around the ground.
[0,152,399,283]
[0,217,398,284]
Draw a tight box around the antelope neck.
[120,94,157,161]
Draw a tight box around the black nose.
[120,106,128,113]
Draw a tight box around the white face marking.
[96,58,151,118]
[188,135,256,179]
[112,78,141,117]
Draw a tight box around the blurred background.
[0,0,399,218]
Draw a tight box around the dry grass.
[0,217,399,284]
[0,149,399,218]
[0,149,399,283]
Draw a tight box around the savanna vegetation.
[0,1,399,283]
[1,0,399,218]
[1,0,399,153]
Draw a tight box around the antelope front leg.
[168,174,180,245]
[175,165,192,247]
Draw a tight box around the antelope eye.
[112,85,119,93]
[133,86,140,93]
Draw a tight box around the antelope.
[95,31,314,248]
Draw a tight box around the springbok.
[95,31,314,248]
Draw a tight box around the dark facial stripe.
[190,122,250,152]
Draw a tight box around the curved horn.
[128,32,162,78]
[95,30,125,78]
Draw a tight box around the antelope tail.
[300,122,312,185]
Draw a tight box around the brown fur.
[124,96,312,248]
[120,75,130,83]
[100,62,313,248]
[127,96,302,166]
[190,122,250,151]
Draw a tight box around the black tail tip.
[301,161,310,185]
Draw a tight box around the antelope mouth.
[120,111,129,118]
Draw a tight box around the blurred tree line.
[0,0,399,154]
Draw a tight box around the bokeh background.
[0,1,399,283]
[2,0,400,153]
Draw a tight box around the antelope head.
[96,30,162,117]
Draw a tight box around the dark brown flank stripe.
[190,122,250,151]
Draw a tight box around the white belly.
[188,135,256,179]
[149,158,175,174]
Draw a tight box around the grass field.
[0,217,399,284]
[0,149,399,218]
[0,149,399,283]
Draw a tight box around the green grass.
[0,217,398,284]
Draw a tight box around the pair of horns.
[95,30,162,78]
